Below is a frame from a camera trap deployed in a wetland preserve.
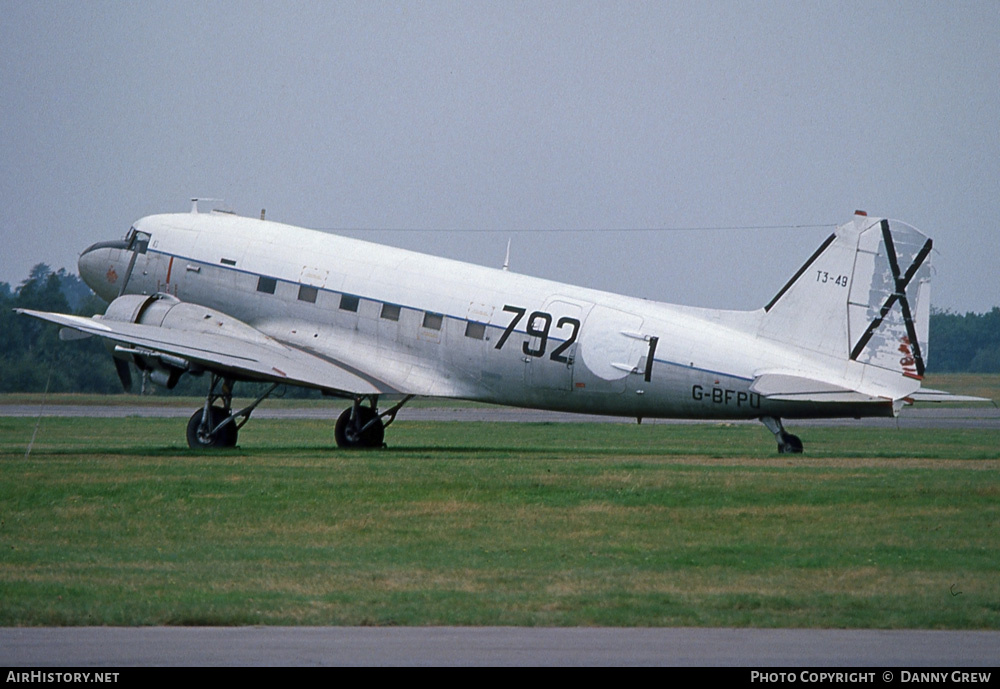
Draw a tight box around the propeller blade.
[113,357,132,392]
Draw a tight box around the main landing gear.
[185,378,411,450]
[334,395,412,449]
[186,374,278,449]
[760,416,804,454]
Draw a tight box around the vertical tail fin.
[760,213,933,378]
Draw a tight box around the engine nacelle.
[101,293,273,342]
[100,295,180,387]
[101,293,180,326]
[99,293,269,389]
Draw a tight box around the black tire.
[186,406,238,449]
[334,406,385,449]
[778,432,803,454]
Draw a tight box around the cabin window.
[380,303,400,321]
[422,312,443,330]
[298,285,318,303]
[340,294,359,312]
[465,322,486,340]
[257,276,277,294]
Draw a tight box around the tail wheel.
[335,406,385,449]
[186,406,238,449]
[778,431,803,454]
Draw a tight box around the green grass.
[1,415,998,628]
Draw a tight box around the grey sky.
[2,1,998,313]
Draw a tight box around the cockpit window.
[124,227,150,254]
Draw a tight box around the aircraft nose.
[78,245,102,290]
[78,239,128,302]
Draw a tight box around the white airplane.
[16,203,981,452]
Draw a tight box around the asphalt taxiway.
[2,627,999,666]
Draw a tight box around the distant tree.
[17,264,70,313]
[969,345,1000,373]
[0,288,21,375]
[26,263,53,283]
[56,268,94,311]
[0,264,118,393]
[928,307,1000,373]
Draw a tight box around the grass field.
[1,407,997,628]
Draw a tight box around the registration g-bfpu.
[18,204,986,451]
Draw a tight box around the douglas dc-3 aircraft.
[17,203,979,453]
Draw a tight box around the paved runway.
[1,403,997,429]
[2,626,998,667]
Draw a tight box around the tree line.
[1,265,998,394]
[0,264,300,396]
[926,307,1000,373]
[1,265,120,393]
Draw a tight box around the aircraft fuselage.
[78,211,895,421]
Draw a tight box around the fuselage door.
[524,298,586,391]
[452,301,494,381]
[577,305,646,394]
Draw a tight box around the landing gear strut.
[760,416,803,454]
[186,375,278,449]
[334,395,412,449]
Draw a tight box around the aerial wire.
[25,370,52,460]
[309,223,837,234]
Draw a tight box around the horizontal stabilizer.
[750,372,892,404]
[905,388,993,404]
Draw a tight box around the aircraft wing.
[15,307,387,396]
